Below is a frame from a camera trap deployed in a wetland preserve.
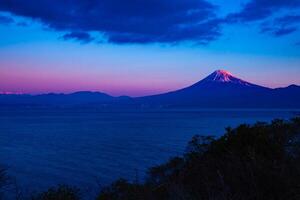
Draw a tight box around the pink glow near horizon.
[2,67,299,97]
[1,63,300,97]
[0,66,185,97]
[1,45,300,97]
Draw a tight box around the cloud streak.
[227,0,300,22]
[260,15,300,36]
[226,0,300,37]
[0,14,14,25]
[62,32,94,43]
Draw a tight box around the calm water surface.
[0,107,298,197]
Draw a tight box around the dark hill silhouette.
[95,118,300,200]
[0,70,300,108]
[0,91,123,106]
[136,70,300,108]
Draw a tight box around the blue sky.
[0,0,299,96]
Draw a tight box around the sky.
[0,0,300,97]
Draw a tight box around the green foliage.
[31,185,80,200]
[97,118,300,200]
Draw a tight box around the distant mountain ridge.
[0,91,125,106]
[1,70,300,108]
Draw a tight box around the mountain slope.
[0,70,299,108]
[136,70,300,108]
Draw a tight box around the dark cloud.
[0,14,14,24]
[260,15,300,37]
[106,19,222,44]
[226,0,300,37]
[227,0,300,22]
[62,32,94,43]
[0,0,222,44]
[16,21,29,27]
[276,15,300,25]
[273,27,298,36]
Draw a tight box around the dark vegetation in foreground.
[1,118,300,200]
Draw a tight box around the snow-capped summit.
[200,69,255,87]
[209,69,233,82]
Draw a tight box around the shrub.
[97,118,300,200]
[31,185,80,200]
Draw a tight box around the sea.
[0,107,299,198]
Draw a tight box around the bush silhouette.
[0,167,8,200]
[31,185,80,200]
[3,118,300,199]
[97,118,300,200]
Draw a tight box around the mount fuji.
[136,70,300,108]
[1,70,300,108]
[198,69,261,86]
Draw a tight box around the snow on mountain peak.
[200,69,256,87]
[212,70,233,82]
